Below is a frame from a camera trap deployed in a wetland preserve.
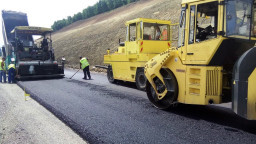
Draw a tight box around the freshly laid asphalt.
[17,69,256,144]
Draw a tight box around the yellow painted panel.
[189,78,200,86]
[164,53,187,103]
[185,66,222,105]
[182,0,220,5]
[125,41,138,54]
[185,37,224,65]
[111,61,138,82]
[190,68,201,75]
[126,18,171,26]
[104,40,171,82]
[185,66,206,104]
[142,41,170,54]
[189,88,200,95]
[247,68,256,120]
[182,0,201,4]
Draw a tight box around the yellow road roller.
[145,0,256,120]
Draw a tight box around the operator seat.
[41,38,49,51]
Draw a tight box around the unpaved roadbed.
[0,83,86,144]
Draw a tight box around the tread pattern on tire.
[135,68,147,90]
[107,66,115,83]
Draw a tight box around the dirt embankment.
[52,0,181,68]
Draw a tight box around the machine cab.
[178,0,256,64]
[11,26,54,63]
[117,18,172,55]
[175,0,256,119]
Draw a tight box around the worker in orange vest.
[160,29,168,41]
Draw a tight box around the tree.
[73,12,83,22]
[114,0,123,8]
[106,0,115,10]
[67,16,72,25]
[51,0,140,31]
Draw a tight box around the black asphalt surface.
[17,69,256,144]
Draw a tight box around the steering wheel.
[205,25,214,35]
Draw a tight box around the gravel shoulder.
[0,83,87,144]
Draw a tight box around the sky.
[0,0,99,46]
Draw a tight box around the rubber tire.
[135,68,147,90]
[146,69,178,109]
[107,66,115,83]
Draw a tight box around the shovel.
[69,69,80,79]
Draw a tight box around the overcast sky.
[0,0,99,46]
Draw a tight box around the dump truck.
[144,0,256,120]
[1,10,64,79]
[104,18,174,90]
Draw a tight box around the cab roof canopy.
[11,26,53,35]
[181,0,207,4]
[126,18,171,26]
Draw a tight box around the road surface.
[17,68,256,144]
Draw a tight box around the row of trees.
[51,0,139,31]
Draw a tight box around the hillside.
[51,0,181,68]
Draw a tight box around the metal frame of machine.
[11,26,64,79]
[144,0,256,120]
[1,10,64,80]
[104,18,174,90]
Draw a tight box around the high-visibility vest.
[160,29,168,41]
[0,60,6,70]
[8,64,15,70]
[80,57,89,70]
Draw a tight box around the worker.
[160,28,168,41]
[8,62,16,83]
[80,56,91,80]
[155,26,161,40]
[16,38,24,52]
[41,38,49,51]
[0,57,7,83]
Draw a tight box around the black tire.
[146,69,178,109]
[135,68,147,90]
[107,66,115,83]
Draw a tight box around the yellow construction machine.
[104,18,174,90]
[145,0,256,120]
